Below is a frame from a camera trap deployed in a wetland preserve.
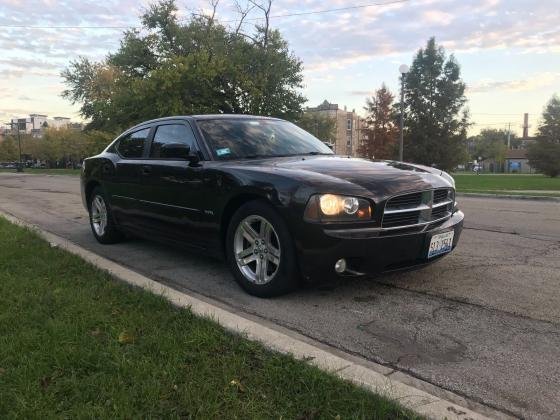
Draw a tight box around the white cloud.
[0,0,559,118]
[468,72,560,94]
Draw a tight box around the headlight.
[304,194,372,222]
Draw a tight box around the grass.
[0,167,81,176]
[452,173,560,196]
[0,217,418,419]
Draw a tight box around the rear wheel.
[88,187,123,244]
[226,200,299,297]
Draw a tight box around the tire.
[88,186,123,244]
[226,200,299,297]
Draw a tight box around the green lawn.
[453,173,560,196]
[0,167,81,176]
[0,217,417,419]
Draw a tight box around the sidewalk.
[457,191,560,201]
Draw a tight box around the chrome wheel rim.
[91,195,108,237]
[234,215,281,285]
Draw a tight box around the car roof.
[129,114,282,130]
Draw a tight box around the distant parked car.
[81,115,464,297]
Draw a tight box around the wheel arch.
[85,180,101,210]
[220,193,265,252]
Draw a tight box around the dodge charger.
[81,115,464,297]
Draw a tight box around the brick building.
[305,100,365,156]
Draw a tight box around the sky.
[1,0,559,136]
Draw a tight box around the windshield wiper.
[297,151,333,156]
[244,153,293,159]
[242,152,331,159]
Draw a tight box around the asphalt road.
[1,172,559,419]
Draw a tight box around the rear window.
[116,128,150,158]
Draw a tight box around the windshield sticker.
[248,121,261,126]
[216,147,231,157]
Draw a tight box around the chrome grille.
[383,210,422,228]
[386,192,422,208]
[433,189,449,203]
[382,188,454,229]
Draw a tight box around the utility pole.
[505,122,511,174]
[16,122,23,172]
[398,64,409,162]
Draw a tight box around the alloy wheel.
[234,215,281,285]
[91,195,108,237]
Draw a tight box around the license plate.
[427,231,454,258]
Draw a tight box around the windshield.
[197,118,334,160]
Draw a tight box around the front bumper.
[296,210,464,282]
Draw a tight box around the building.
[505,149,535,173]
[10,114,48,137]
[305,100,365,156]
[51,117,71,130]
[8,114,78,138]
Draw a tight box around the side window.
[150,124,197,158]
[117,128,150,158]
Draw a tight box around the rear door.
[139,121,210,248]
[106,126,153,230]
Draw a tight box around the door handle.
[141,165,152,175]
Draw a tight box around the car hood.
[223,156,452,199]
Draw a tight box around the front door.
[139,121,209,249]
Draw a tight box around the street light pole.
[16,122,23,172]
[398,64,409,162]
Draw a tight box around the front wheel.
[88,187,123,244]
[226,200,299,297]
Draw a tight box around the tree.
[296,112,336,145]
[403,37,469,170]
[359,84,398,160]
[528,94,560,177]
[62,0,306,132]
[0,136,18,161]
[469,128,510,171]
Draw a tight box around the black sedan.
[81,115,464,297]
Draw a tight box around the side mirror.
[160,143,200,164]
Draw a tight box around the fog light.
[334,258,347,273]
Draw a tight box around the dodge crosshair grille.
[382,188,455,229]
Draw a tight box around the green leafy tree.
[403,37,469,170]
[359,84,398,160]
[469,128,510,169]
[1,128,115,165]
[296,112,336,145]
[0,136,18,161]
[528,94,560,177]
[62,0,305,132]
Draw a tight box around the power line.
[220,0,410,23]
[470,122,517,126]
[0,0,410,30]
[470,112,533,116]
[0,24,133,29]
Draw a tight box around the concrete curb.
[457,192,560,202]
[0,210,513,420]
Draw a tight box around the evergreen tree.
[528,94,560,177]
[359,84,398,160]
[403,37,469,170]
